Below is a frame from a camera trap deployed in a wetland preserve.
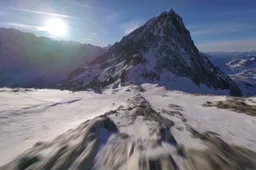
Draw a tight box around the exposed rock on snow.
[1,86,256,170]
[186,127,256,170]
[203,97,256,116]
[0,117,118,170]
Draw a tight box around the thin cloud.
[197,39,256,52]
[65,0,107,11]
[90,32,99,36]
[82,38,92,41]
[214,9,256,16]
[191,26,240,36]
[124,20,142,35]
[0,10,6,16]
[189,23,256,36]
[103,31,109,35]
[105,12,120,22]
[8,7,80,19]
[6,22,45,31]
[65,0,95,9]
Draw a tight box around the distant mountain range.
[0,28,106,88]
[206,52,256,96]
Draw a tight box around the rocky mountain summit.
[64,10,241,96]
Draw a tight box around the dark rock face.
[63,10,241,96]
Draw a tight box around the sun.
[44,18,68,37]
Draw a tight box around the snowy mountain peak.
[63,10,242,96]
[159,8,183,23]
[123,8,190,47]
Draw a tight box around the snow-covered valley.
[1,85,255,169]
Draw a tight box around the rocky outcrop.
[0,117,118,170]
[2,94,255,170]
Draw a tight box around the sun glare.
[44,18,68,37]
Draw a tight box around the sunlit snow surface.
[141,84,256,150]
[0,85,255,166]
[0,88,133,165]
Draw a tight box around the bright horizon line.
[1,26,255,53]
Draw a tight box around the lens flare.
[44,18,68,37]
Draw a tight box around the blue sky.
[0,0,256,52]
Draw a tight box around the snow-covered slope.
[206,52,256,96]
[0,28,105,88]
[63,10,241,96]
[0,85,255,169]
[227,57,256,96]
[226,56,256,70]
[0,87,133,165]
